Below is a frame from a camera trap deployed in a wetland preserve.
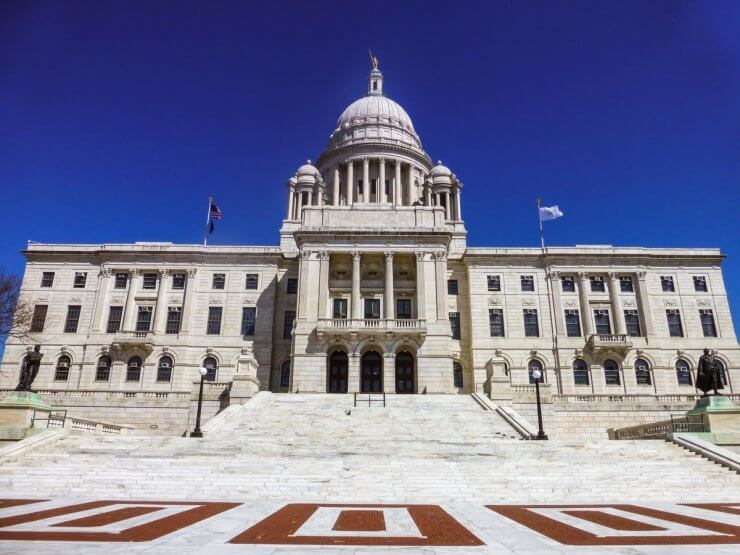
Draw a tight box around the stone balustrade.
[587,333,632,349]
[316,318,426,336]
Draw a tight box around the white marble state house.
[1,64,738,437]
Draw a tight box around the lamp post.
[190,367,208,438]
[531,368,548,440]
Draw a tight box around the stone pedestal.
[0,391,52,435]
[687,396,740,434]
[230,349,260,404]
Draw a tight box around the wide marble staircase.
[0,393,737,503]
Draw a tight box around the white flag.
[539,205,564,222]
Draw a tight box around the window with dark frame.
[634,358,651,385]
[142,273,157,289]
[489,309,505,337]
[73,272,87,288]
[165,307,181,334]
[106,306,123,333]
[520,275,534,292]
[41,272,55,287]
[364,299,381,319]
[206,306,223,335]
[54,355,70,381]
[604,359,621,386]
[561,276,575,292]
[590,276,605,292]
[157,356,173,382]
[95,355,111,381]
[449,312,461,340]
[487,275,501,291]
[565,309,581,337]
[700,309,717,337]
[619,276,634,292]
[453,362,464,388]
[661,276,675,292]
[624,309,641,337]
[666,309,683,337]
[396,299,411,319]
[212,273,225,290]
[241,307,256,336]
[675,359,693,386]
[114,272,128,289]
[573,359,589,386]
[693,276,708,292]
[135,306,153,332]
[523,309,539,337]
[447,279,458,295]
[333,299,348,319]
[203,356,218,381]
[528,359,544,384]
[172,273,186,289]
[126,356,142,382]
[245,274,259,290]
[63,305,81,333]
[283,310,295,339]
[280,360,291,387]
[30,305,48,333]
[286,278,298,294]
[384,179,390,197]
[593,309,611,335]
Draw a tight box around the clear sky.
[1,1,739,326]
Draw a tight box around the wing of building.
[2,65,738,438]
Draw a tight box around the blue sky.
[1,1,739,325]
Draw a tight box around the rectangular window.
[114,272,128,289]
[126,360,140,382]
[489,309,505,337]
[593,309,611,334]
[447,279,458,295]
[661,276,675,292]
[165,307,181,334]
[364,299,380,319]
[135,306,153,332]
[590,276,605,292]
[54,359,69,381]
[666,309,683,337]
[561,276,575,292]
[619,276,634,292]
[283,310,295,339]
[333,299,348,319]
[396,299,412,319]
[142,273,157,289]
[245,273,259,290]
[286,278,298,294]
[241,307,256,336]
[565,309,581,337]
[699,309,717,337]
[95,359,110,381]
[206,307,222,335]
[693,276,707,292]
[635,360,651,385]
[106,306,123,333]
[487,275,501,291]
[157,359,172,382]
[172,273,186,289]
[73,272,87,288]
[41,272,55,287]
[30,305,48,333]
[212,273,225,290]
[520,275,534,292]
[63,305,81,333]
[523,309,539,337]
[624,310,641,337]
[449,312,461,340]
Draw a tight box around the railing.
[31,409,67,429]
[354,392,386,407]
[587,333,632,348]
[318,319,426,334]
[30,409,130,435]
[115,330,153,339]
[555,393,740,406]
[1,389,190,402]
[610,414,706,440]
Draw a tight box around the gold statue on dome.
[369,50,379,70]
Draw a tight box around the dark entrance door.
[328,351,348,393]
[395,351,414,393]
[361,351,383,393]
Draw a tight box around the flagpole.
[536,199,545,252]
[204,196,212,246]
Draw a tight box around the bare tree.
[0,270,34,345]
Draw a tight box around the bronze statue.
[696,348,724,396]
[15,345,43,392]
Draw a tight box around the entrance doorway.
[395,351,415,393]
[361,350,383,393]
[328,351,348,393]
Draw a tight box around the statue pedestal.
[230,350,260,405]
[0,391,52,432]
[687,396,740,434]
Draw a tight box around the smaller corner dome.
[431,161,452,177]
[296,160,320,177]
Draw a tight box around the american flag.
[210,202,222,220]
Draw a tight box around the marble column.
[346,161,354,206]
[407,164,415,204]
[296,190,303,218]
[415,251,426,320]
[180,269,197,333]
[333,168,340,206]
[379,158,386,203]
[307,191,313,207]
[608,272,627,335]
[425,185,431,206]
[434,252,448,321]
[92,267,111,332]
[287,184,295,219]
[455,187,462,220]
[362,158,369,203]
[384,252,394,320]
[122,269,139,331]
[635,271,655,337]
[153,269,169,334]
[351,251,362,320]
[316,184,324,206]
[549,271,565,336]
[318,251,330,320]
[577,272,594,337]
[395,161,402,206]
[444,191,451,220]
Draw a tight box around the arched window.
[280,360,291,388]
[157,356,173,383]
[95,355,111,382]
[54,355,71,381]
[528,359,544,384]
[716,359,728,386]
[675,359,692,386]
[126,356,142,382]
[573,359,589,386]
[453,361,464,388]
[604,359,621,386]
[203,356,218,381]
[634,358,651,385]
